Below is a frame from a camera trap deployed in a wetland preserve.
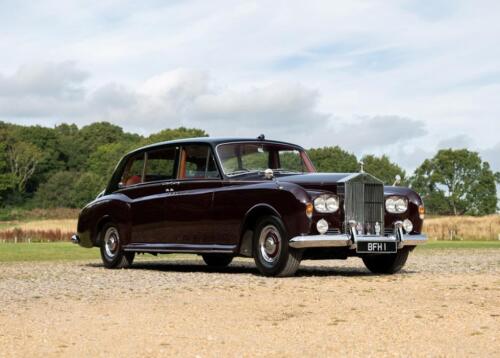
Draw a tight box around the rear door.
[116,146,178,243]
[163,144,223,246]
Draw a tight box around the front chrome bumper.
[289,224,427,250]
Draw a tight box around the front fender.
[383,186,424,233]
[77,193,133,247]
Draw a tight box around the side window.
[179,145,220,179]
[121,153,145,187]
[144,147,177,183]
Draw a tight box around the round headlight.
[395,198,408,212]
[385,196,408,214]
[314,195,339,213]
[403,219,413,233]
[385,198,396,213]
[314,196,327,213]
[326,196,339,212]
[316,219,329,234]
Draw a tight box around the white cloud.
[0,0,499,173]
[332,115,427,152]
[0,61,88,99]
[438,134,472,149]
[481,143,500,173]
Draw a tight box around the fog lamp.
[316,219,329,235]
[403,219,413,234]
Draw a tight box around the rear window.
[144,147,177,183]
[121,153,145,186]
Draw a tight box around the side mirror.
[118,182,125,189]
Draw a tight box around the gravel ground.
[0,249,499,357]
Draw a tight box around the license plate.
[357,241,397,253]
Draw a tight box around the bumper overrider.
[71,233,93,248]
[289,221,427,250]
[71,234,80,244]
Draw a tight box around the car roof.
[127,137,304,156]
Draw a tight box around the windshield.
[216,142,315,176]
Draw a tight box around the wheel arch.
[238,204,281,256]
[93,215,113,246]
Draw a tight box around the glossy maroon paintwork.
[76,138,424,257]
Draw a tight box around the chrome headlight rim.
[313,194,340,213]
[385,195,408,214]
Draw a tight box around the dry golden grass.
[0,219,76,243]
[424,214,500,241]
[7,219,77,233]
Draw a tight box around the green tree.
[6,141,43,192]
[86,142,135,180]
[361,154,406,185]
[410,149,498,216]
[13,124,65,191]
[67,122,141,170]
[34,171,104,208]
[307,146,358,172]
[0,129,16,199]
[142,127,208,145]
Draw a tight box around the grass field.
[416,240,500,250]
[0,243,100,262]
[0,241,498,263]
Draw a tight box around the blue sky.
[0,0,499,173]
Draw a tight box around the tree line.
[0,121,498,216]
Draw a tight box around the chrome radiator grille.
[344,178,384,234]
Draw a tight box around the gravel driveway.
[1,249,499,357]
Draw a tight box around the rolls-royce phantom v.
[72,136,427,276]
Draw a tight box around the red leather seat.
[125,175,141,186]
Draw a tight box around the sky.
[0,0,499,174]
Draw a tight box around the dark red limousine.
[72,136,427,276]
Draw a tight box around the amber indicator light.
[418,205,425,219]
[306,202,313,218]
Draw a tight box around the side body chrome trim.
[123,243,237,254]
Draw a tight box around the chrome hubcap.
[104,227,120,258]
[259,225,281,263]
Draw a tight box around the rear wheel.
[202,254,233,267]
[253,216,302,277]
[99,223,135,269]
[362,247,410,274]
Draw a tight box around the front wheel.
[253,216,302,277]
[99,223,135,269]
[362,247,410,274]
